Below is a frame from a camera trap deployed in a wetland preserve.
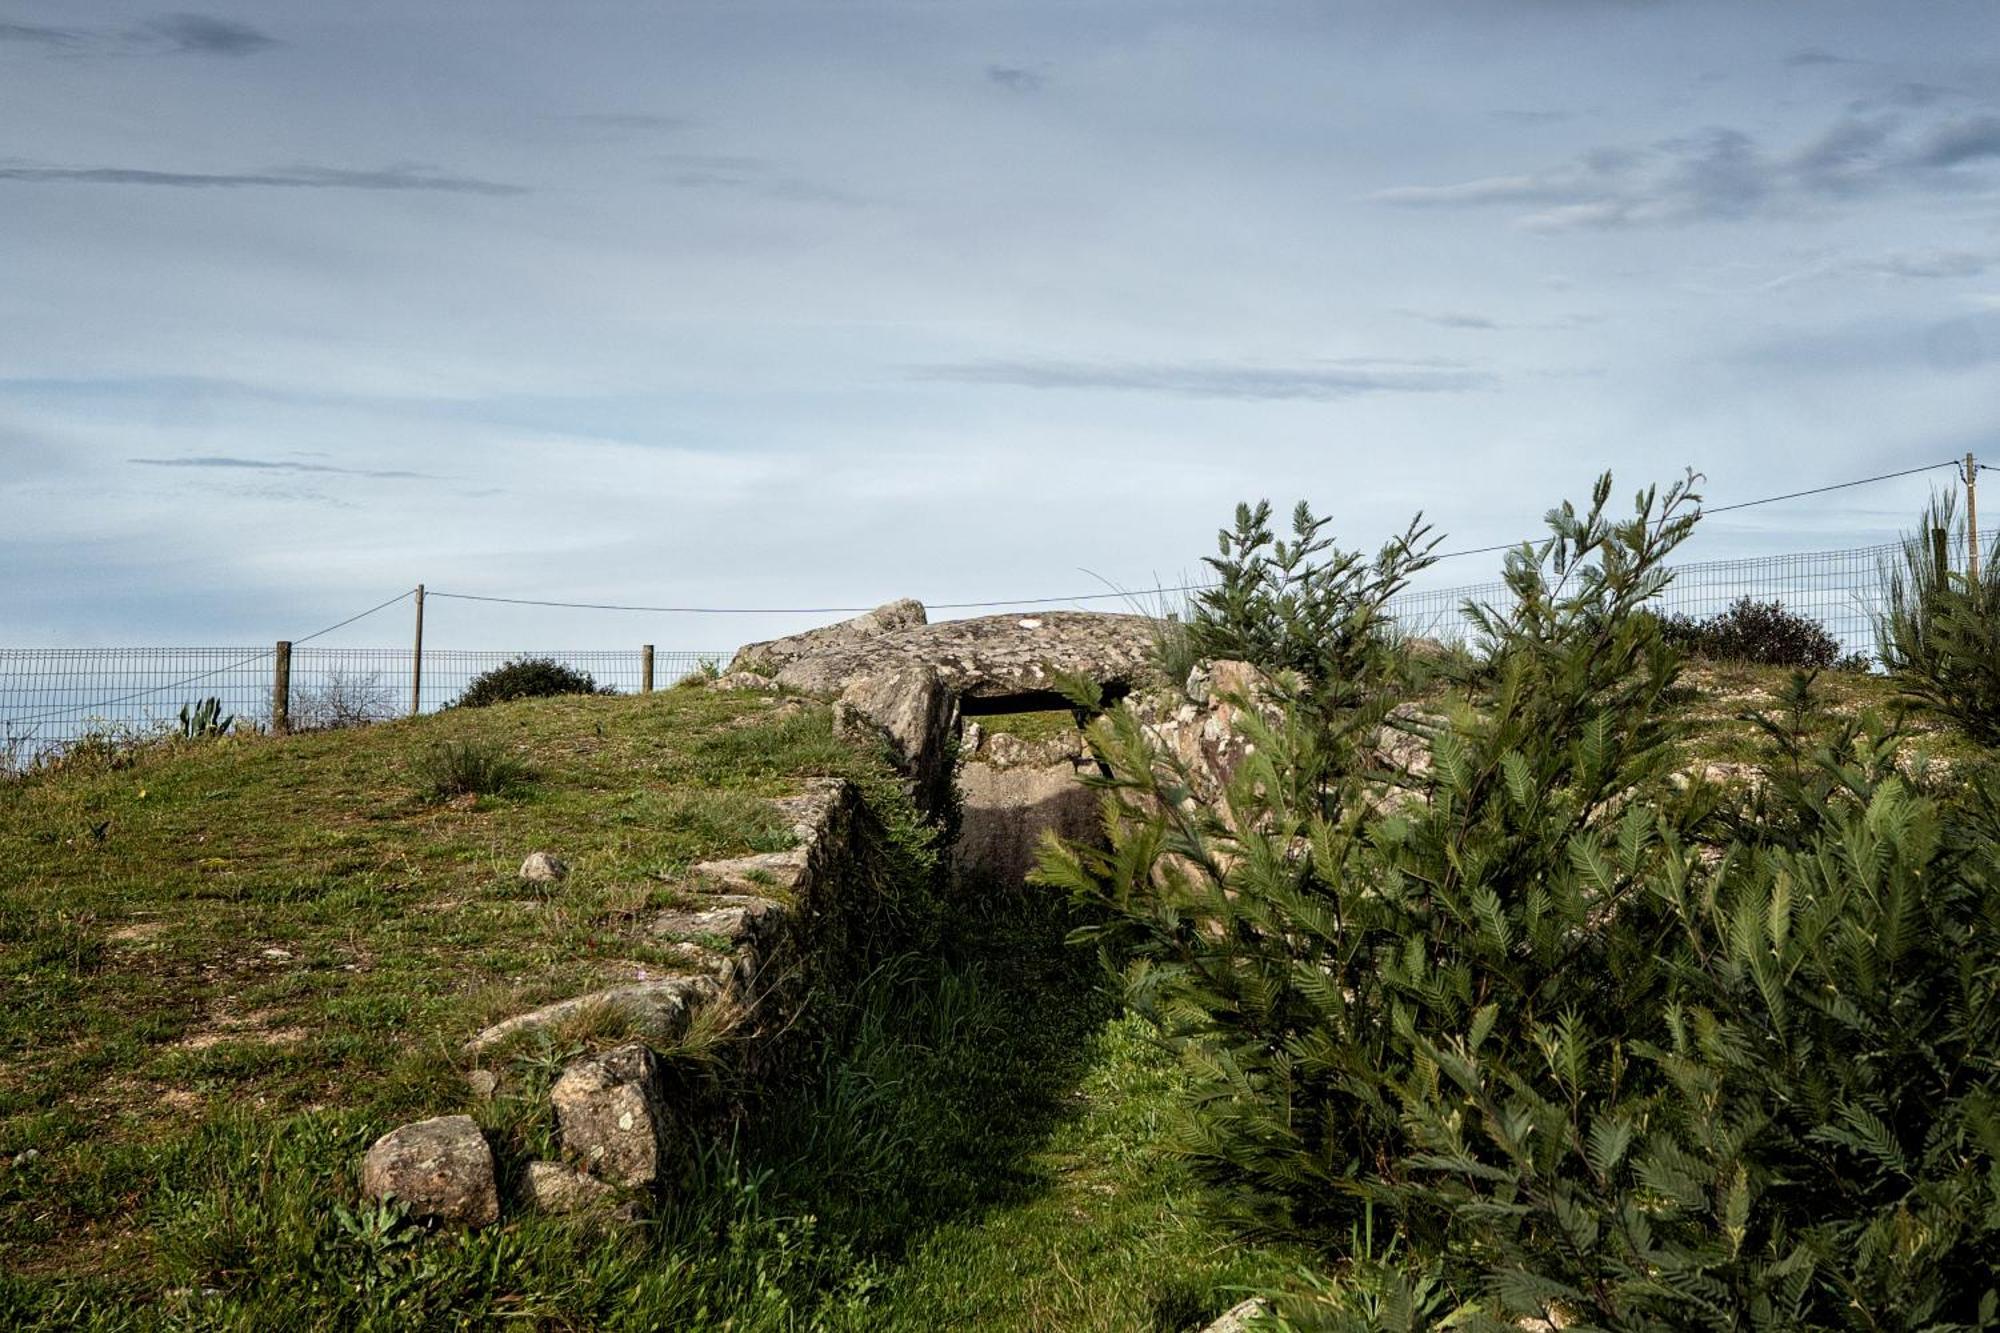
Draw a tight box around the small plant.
[410,738,530,800]
[674,657,722,689]
[454,657,604,709]
[1876,492,2000,743]
[1188,499,1440,702]
[1660,595,1855,669]
[177,697,234,739]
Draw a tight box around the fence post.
[1932,527,1950,583]
[272,640,292,735]
[641,644,655,694]
[410,584,426,717]
[1967,452,1981,583]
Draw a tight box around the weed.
[409,738,531,800]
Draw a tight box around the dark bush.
[453,656,604,709]
[1045,473,2000,1328]
[1660,595,1855,668]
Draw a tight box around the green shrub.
[409,739,530,800]
[1876,494,2000,743]
[1044,472,2000,1328]
[1660,596,1862,670]
[453,657,605,709]
[1188,499,1439,702]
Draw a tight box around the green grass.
[0,689,853,1283]
[0,689,1299,1329]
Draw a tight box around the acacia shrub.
[1044,473,2000,1328]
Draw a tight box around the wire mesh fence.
[1,646,723,764]
[0,531,1964,769]
[1383,540,1909,653]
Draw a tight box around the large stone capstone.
[727,598,927,676]
[771,610,1157,702]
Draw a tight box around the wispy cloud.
[1785,49,1860,68]
[0,162,529,194]
[0,20,81,47]
[986,65,1045,93]
[912,358,1493,400]
[1398,309,1503,331]
[143,13,275,56]
[656,152,859,205]
[131,455,432,480]
[1763,246,1999,290]
[1372,109,2000,230]
[570,112,690,131]
[0,11,277,57]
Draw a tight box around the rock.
[833,665,960,817]
[551,1043,673,1188]
[710,671,780,691]
[691,849,808,895]
[728,598,927,676]
[649,894,784,945]
[524,1160,622,1215]
[773,610,1156,702]
[1202,1299,1271,1332]
[954,754,1101,890]
[361,1114,499,1227]
[520,852,568,884]
[464,977,718,1054]
[464,1068,500,1100]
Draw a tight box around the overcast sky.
[4,1,1998,650]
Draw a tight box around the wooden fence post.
[1967,452,1981,583]
[641,645,655,694]
[272,640,292,735]
[410,584,426,717]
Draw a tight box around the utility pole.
[1966,452,1981,583]
[410,584,426,717]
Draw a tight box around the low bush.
[453,657,605,709]
[1660,595,1861,669]
[1876,494,2000,744]
[409,739,530,800]
[1045,472,2000,1328]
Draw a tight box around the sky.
[3,0,1998,651]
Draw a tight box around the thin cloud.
[1764,247,1998,290]
[0,20,81,46]
[570,112,691,131]
[131,455,433,480]
[1785,49,1860,68]
[656,153,860,205]
[912,358,1493,400]
[0,163,529,194]
[986,65,1045,93]
[0,12,277,57]
[1399,309,1503,330]
[1372,109,2000,230]
[144,13,276,56]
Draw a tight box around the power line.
[430,461,1964,616]
[5,589,416,728]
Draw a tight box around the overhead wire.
[6,588,416,728]
[429,460,1967,616]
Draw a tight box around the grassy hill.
[0,688,1297,1330]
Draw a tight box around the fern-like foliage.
[1043,471,2000,1329]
